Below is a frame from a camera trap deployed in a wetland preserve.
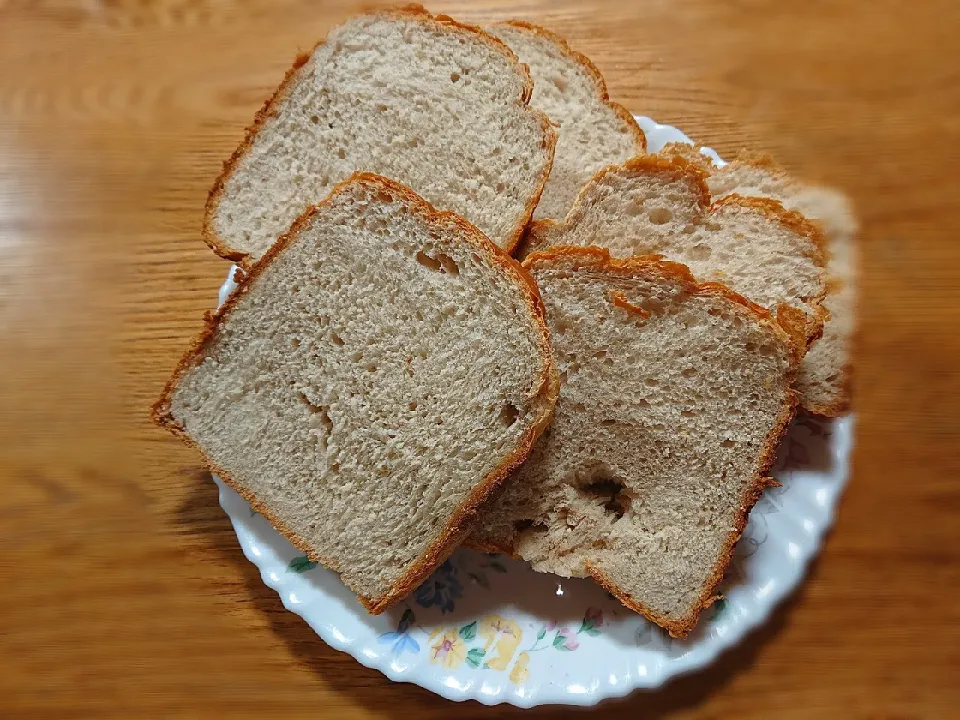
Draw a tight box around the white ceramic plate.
[211,117,852,707]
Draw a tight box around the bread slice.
[204,5,556,263]
[471,247,799,637]
[154,173,559,613]
[660,144,856,415]
[521,155,828,349]
[487,21,645,221]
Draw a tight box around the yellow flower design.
[508,651,531,685]
[477,615,522,671]
[428,628,467,669]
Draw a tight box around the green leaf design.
[287,556,318,573]
[579,619,594,634]
[551,631,567,650]
[465,647,485,668]
[400,608,414,625]
[536,626,547,641]
[459,621,478,641]
[584,626,601,636]
[249,507,259,517]
[489,560,508,573]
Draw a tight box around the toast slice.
[660,144,857,415]
[155,174,558,613]
[205,5,556,263]
[471,247,799,637]
[521,155,828,349]
[487,21,645,221]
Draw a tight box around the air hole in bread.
[416,251,442,272]
[648,207,673,225]
[681,367,696,377]
[579,476,631,520]
[436,252,460,275]
[298,394,333,449]
[309,115,319,124]
[686,244,711,261]
[681,409,696,417]
[376,190,393,203]
[415,250,461,275]
[337,148,345,159]
[408,401,418,411]
[450,71,461,82]
[514,518,548,533]
[330,331,345,346]
[499,403,520,427]
[290,338,301,348]
[644,377,658,387]
[720,439,735,448]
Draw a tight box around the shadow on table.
[177,474,815,719]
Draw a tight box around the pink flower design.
[584,607,604,628]
[555,627,580,651]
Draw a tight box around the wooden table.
[2,1,957,717]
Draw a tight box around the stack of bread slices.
[154,5,855,637]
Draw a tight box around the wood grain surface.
[2,0,958,717]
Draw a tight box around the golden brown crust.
[156,172,559,614]
[589,378,797,638]
[492,20,647,153]
[523,246,794,348]
[666,147,854,416]
[657,141,716,170]
[712,194,828,268]
[202,4,556,265]
[521,153,712,259]
[522,156,827,354]
[511,246,800,636]
[608,290,650,318]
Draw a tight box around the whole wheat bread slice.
[205,5,556,263]
[154,173,558,613]
[521,155,828,350]
[487,21,645,221]
[660,143,856,415]
[471,247,799,637]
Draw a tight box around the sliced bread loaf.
[155,174,559,613]
[205,5,556,263]
[487,21,645,221]
[471,247,799,637]
[521,155,828,349]
[660,143,856,415]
